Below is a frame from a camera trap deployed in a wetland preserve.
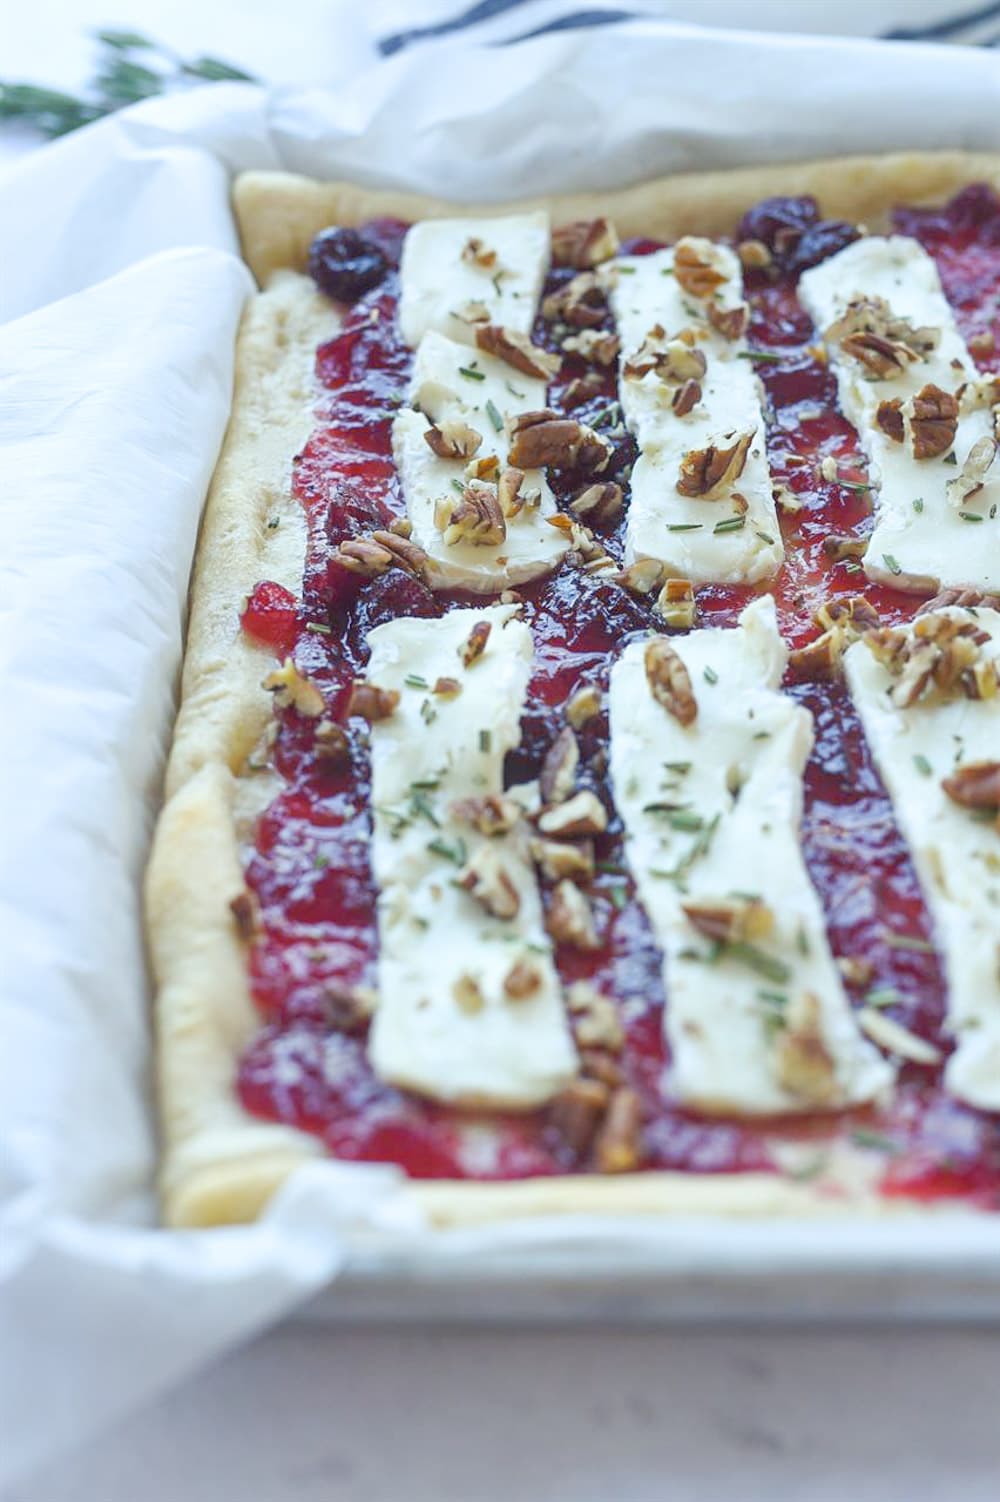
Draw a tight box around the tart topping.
[541,270,609,328]
[451,793,522,835]
[567,981,625,1052]
[458,846,521,919]
[546,878,600,950]
[508,409,611,472]
[863,610,999,706]
[307,226,388,303]
[435,481,506,547]
[551,217,620,269]
[561,329,621,366]
[537,790,608,839]
[346,679,400,722]
[826,294,940,379]
[593,1087,643,1173]
[671,377,703,417]
[654,577,697,630]
[945,434,998,510]
[773,992,838,1104]
[549,1077,611,1156]
[459,619,493,666]
[909,383,959,460]
[423,418,483,460]
[706,301,751,341]
[676,431,754,499]
[474,323,561,380]
[539,726,580,805]
[461,236,499,270]
[875,397,904,442]
[503,958,544,1001]
[314,718,351,765]
[941,760,1000,814]
[682,894,775,945]
[644,637,698,724]
[622,324,707,384]
[565,682,603,727]
[262,658,325,718]
[672,236,729,298]
[569,481,624,525]
[338,529,429,578]
[529,837,596,883]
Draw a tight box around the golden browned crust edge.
[150,154,1000,1229]
[234,151,1000,288]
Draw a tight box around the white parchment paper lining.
[1,19,999,1483]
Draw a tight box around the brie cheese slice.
[800,236,999,593]
[608,596,893,1115]
[610,247,783,584]
[844,607,1000,1111]
[393,330,568,591]
[399,211,550,349]
[366,605,578,1108]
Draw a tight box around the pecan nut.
[423,418,483,460]
[551,217,620,269]
[435,481,506,547]
[677,431,753,499]
[569,481,623,525]
[537,790,608,839]
[346,679,399,722]
[263,658,325,718]
[546,879,600,950]
[539,726,580,805]
[875,398,905,443]
[458,846,521,920]
[474,323,561,380]
[644,638,697,725]
[773,992,838,1105]
[673,236,728,298]
[707,301,750,341]
[941,760,1000,811]
[460,619,492,667]
[561,329,621,366]
[508,410,610,472]
[593,1087,643,1173]
[909,383,959,461]
[541,271,608,329]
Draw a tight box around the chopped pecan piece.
[841,331,912,379]
[451,299,491,327]
[433,675,462,697]
[562,371,605,409]
[737,238,773,271]
[541,271,608,328]
[529,836,595,884]
[910,383,959,460]
[497,465,527,518]
[314,718,351,765]
[460,619,492,667]
[263,658,325,718]
[814,594,880,636]
[676,430,753,499]
[865,610,999,706]
[822,534,869,562]
[324,982,376,1034]
[423,418,483,460]
[229,890,260,941]
[503,958,544,1001]
[570,481,623,525]
[917,586,1000,615]
[346,679,399,722]
[567,981,625,1052]
[453,973,484,1014]
[707,301,750,341]
[969,330,996,356]
[857,1008,942,1066]
[537,789,608,838]
[458,846,521,920]
[537,728,578,807]
[672,236,728,298]
[875,397,905,443]
[827,295,939,379]
[508,410,610,472]
[466,453,501,484]
[671,377,702,416]
[623,324,707,384]
[461,236,498,269]
[655,577,697,630]
[474,323,561,380]
[593,1087,643,1173]
[549,1077,611,1156]
[838,955,875,988]
[451,793,521,835]
[682,895,774,945]
[436,482,506,547]
[546,879,600,950]
[941,760,1000,812]
[773,992,838,1105]
[945,434,997,510]
[562,329,621,366]
[789,629,845,680]
[339,529,428,578]
[388,516,413,538]
[644,638,697,725]
[566,682,602,727]
[551,217,620,269]
[617,558,666,597]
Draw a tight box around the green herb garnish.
[485,398,504,433]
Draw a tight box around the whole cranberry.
[308,227,388,303]
[736,195,819,255]
[785,219,860,274]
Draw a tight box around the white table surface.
[5,3,1000,1497]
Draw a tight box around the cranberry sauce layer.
[236,190,1000,1202]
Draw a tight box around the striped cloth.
[374,0,1000,55]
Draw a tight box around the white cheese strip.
[609,596,893,1115]
[610,248,783,584]
[398,211,550,349]
[366,604,578,1108]
[800,236,999,593]
[393,330,568,592]
[844,607,1000,1111]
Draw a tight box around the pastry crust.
[149,152,1000,1228]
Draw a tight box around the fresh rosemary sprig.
[0,29,256,140]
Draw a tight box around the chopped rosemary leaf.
[458,365,486,381]
[607,884,629,911]
[427,835,467,866]
[713,515,747,534]
[663,760,692,774]
[942,451,958,465]
[409,789,440,826]
[491,271,504,294]
[667,809,705,832]
[313,852,330,869]
[913,753,933,776]
[703,665,719,684]
[419,699,437,726]
[485,398,504,433]
[724,941,791,984]
[505,380,525,399]
[596,860,628,875]
[882,553,902,576]
[912,497,924,513]
[305,621,331,635]
[404,673,429,689]
[479,728,491,752]
[795,925,810,957]
[884,933,935,954]
[737,349,784,364]
[850,1128,901,1154]
[451,478,466,494]
[958,511,984,523]
[754,530,775,545]
[667,522,703,532]
[660,266,675,276]
[864,986,901,1009]
[616,264,636,273]
[757,989,789,1008]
